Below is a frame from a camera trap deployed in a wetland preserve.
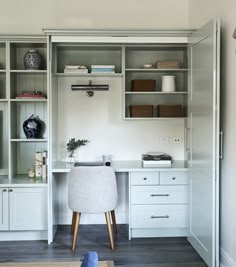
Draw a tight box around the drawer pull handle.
[151,215,169,219]
[150,194,169,197]
[143,177,147,180]
[8,189,13,192]
[172,177,176,180]
[2,189,7,192]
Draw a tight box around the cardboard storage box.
[130,105,153,117]
[157,105,183,117]
[131,80,156,92]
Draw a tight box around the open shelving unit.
[0,37,48,183]
[124,45,188,119]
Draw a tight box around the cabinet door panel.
[0,188,8,230]
[188,19,220,267]
[9,187,47,231]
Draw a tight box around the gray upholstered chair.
[68,166,118,251]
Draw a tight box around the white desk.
[51,160,188,240]
[52,160,188,173]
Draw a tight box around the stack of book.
[64,65,88,74]
[35,151,47,181]
[156,61,180,69]
[16,91,46,99]
[91,65,115,74]
[142,152,172,167]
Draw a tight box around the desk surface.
[52,160,188,173]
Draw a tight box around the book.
[91,65,115,69]
[35,152,43,179]
[142,160,172,168]
[64,68,88,74]
[42,151,47,181]
[64,65,87,69]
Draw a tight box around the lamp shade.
[233,28,236,39]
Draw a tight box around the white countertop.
[52,160,188,173]
[0,175,48,187]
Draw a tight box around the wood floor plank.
[0,225,207,267]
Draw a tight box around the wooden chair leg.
[72,212,80,251]
[105,212,114,250]
[71,211,76,234]
[111,210,118,235]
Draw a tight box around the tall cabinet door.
[0,188,8,230]
[187,19,220,267]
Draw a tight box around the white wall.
[189,1,236,266]
[0,0,189,35]
[57,77,185,162]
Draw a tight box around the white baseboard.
[220,248,236,267]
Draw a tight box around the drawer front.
[130,172,159,185]
[130,204,188,228]
[160,171,188,185]
[131,185,188,204]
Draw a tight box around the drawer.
[130,172,159,185]
[130,204,188,228]
[131,185,188,204]
[160,171,188,185]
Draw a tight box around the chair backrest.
[68,166,118,213]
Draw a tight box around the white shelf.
[56,72,123,77]
[124,117,187,120]
[0,175,47,186]
[10,139,48,142]
[125,91,188,95]
[0,69,6,72]
[10,70,47,73]
[125,68,188,72]
[11,99,47,102]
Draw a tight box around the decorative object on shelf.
[23,114,43,139]
[131,80,156,92]
[28,168,35,179]
[130,105,154,117]
[161,75,176,92]
[143,64,153,69]
[67,138,89,163]
[16,90,46,99]
[156,61,180,69]
[102,155,112,166]
[24,49,42,70]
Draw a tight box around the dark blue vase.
[23,114,42,139]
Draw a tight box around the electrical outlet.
[172,137,183,144]
[159,137,170,144]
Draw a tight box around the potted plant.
[67,138,89,162]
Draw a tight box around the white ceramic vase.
[161,75,176,92]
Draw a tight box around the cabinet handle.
[150,194,169,197]
[172,177,176,180]
[2,189,7,192]
[143,177,147,180]
[151,215,169,219]
[8,189,13,192]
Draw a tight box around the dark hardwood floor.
[0,225,207,267]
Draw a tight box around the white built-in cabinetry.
[0,184,47,231]
[0,37,48,240]
[129,170,188,239]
